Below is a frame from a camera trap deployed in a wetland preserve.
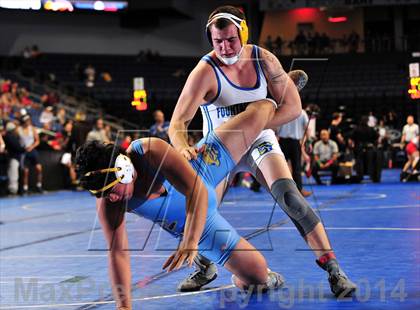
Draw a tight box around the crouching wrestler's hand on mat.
[163,239,198,271]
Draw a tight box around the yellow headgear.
[206,12,248,46]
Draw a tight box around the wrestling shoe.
[231,269,285,293]
[288,69,309,92]
[177,254,218,292]
[317,258,357,298]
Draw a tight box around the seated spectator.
[312,129,339,185]
[18,114,43,194]
[86,117,110,143]
[149,110,169,141]
[3,121,25,195]
[39,106,54,126]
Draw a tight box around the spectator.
[274,35,283,55]
[60,120,78,188]
[264,35,274,52]
[149,110,169,141]
[401,115,419,147]
[278,110,312,197]
[294,30,307,55]
[86,117,110,143]
[312,129,339,185]
[367,111,377,128]
[56,107,67,128]
[104,124,113,142]
[84,64,96,88]
[385,111,398,129]
[18,115,43,193]
[39,106,54,126]
[329,112,346,155]
[3,121,26,195]
[350,116,382,182]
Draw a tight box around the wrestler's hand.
[180,146,199,160]
[162,240,198,272]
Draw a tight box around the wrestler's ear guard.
[84,154,135,194]
[206,13,248,46]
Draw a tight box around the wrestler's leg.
[214,99,276,164]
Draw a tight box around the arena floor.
[1,169,419,310]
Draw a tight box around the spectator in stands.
[401,115,419,148]
[350,116,381,183]
[39,106,54,127]
[320,33,331,54]
[329,112,346,156]
[19,88,32,107]
[86,117,110,144]
[312,129,339,185]
[104,124,113,142]
[367,111,377,128]
[264,35,274,52]
[56,107,67,128]
[18,114,43,194]
[3,121,25,195]
[278,110,312,197]
[60,120,78,188]
[294,30,307,55]
[274,35,283,55]
[149,110,169,141]
[84,64,96,88]
[385,110,398,129]
[377,118,391,167]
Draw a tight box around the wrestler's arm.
[259,47,302,128]
[168,62,216,160]
[143,138,208,270]
[96,198,132,309]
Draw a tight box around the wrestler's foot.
[231,269,285,293]
[177,254,218,292]
[288,70,308,92]
[317,258,357,298]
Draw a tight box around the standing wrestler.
[168,5,356,297]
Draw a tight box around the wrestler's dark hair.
[207,5,245,33]
[75,141,126,198]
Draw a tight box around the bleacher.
[4,52,415,129]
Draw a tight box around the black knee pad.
[270,178,320,236]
